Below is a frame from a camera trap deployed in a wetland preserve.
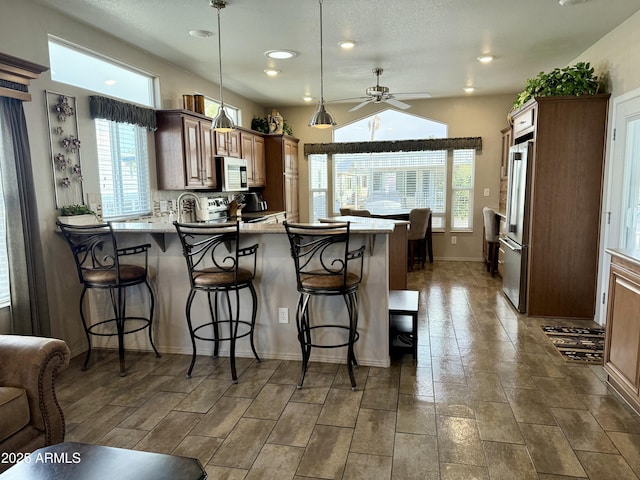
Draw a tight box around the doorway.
[596,88,640,325]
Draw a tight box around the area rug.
[541,325,605,365]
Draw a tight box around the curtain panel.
[89,95,157,131]
[0,97,51,336]
[303,137,482,156]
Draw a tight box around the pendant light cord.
[319,0,325,104]
[215,1,225,110]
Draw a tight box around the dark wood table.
[371,211,433,263]
[0,442,207,480]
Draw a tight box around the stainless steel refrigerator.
[500,141,533,313]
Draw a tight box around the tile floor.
[57,261,640,479]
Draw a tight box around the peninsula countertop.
[110,218,398,235]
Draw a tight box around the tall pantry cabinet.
[263,134,299,222]
[511,94,609,318]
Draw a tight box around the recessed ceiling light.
[104,79,117,86]
[264,68,280,76]
[265,50,297,59]
[189,29,214,38]
[477,55,494,63]
[464,87,475,93]
[338,40,357,50]
[559,0,587,5]
[303,96,314,102]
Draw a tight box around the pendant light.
[211,0,234,132]
[308,0,336,129]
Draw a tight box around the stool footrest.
[192,319,255,342]
[86,317,152,336]
[300,324,360,349]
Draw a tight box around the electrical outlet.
[484,188,490,197]
[159,200,168,212]
[278,307,289,324]
[451,236,457,245]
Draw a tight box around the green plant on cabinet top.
[512,62,603,110]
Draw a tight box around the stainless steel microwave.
[217,157,248,192]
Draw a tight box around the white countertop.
[110,218,397,235]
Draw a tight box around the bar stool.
[407,208,431,270]
[173,221,260,382]
[57,221,159,376]
[283,222,365,390]
[482,207,499,276]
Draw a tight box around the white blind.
[451,149,475,230]
[334,151,447,228]
[309,154,328,221]
[96,119,151,219]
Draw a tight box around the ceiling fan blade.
[349,100,372,112]
[327,96,368,103]
[393,92,432,99]
[384,98,412,109]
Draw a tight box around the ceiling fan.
[342,68,431,112]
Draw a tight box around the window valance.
[89,95,157,131]
[303,137,482,156]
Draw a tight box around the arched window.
[308,109,476,233]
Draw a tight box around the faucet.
[176,192,201,223]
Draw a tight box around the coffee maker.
[243,192,268,213]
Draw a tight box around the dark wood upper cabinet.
[155,110,217,190]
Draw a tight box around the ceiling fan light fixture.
[210,0,234,132]
[265,50,297,59]
[309,0,336,129]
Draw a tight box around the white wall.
[572,9,640,99]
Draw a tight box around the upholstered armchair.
[0,335,70,472]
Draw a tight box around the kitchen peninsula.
[97,219,401,369]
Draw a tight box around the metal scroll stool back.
[283,221,365,390]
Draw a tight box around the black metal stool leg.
[79,287,92,371]
[296,293,311,389]
[208,292,221,358]
[248,282,261,362]
[225,290,238,383]
[186,290,198,378]
[110,287,127,377]
[145,280,160,358]
[344,292,358,390]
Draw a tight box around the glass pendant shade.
[309,102,336,128]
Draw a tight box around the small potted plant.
[57,204,99,225]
